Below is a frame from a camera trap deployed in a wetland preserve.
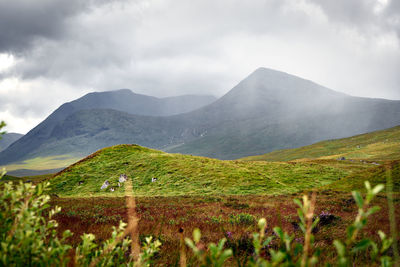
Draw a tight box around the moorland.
[1,68,399,265]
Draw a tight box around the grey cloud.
[0,0,91,54]
[385,0,400,38]
[308,0,400,40]
[3,0,316,86]
[308,0,376,25]
[387,0,400,15]
[1,0,400,133]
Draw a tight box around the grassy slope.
[241,126,400,192]
[242,125,400,162]
[50,144,348,197]
[323,160,400,192]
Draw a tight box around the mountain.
[12,109,192,159]
[0,133,23,152]
[53,89,217,118]
[0,90,215,164]
[167,68,400,158]
[1,67,400,166]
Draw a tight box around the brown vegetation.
[51,190,400,265]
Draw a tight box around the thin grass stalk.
[386,164,399,266]
[301,192,316,267]
[179,227,187,267]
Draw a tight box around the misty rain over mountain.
[1,68,399,166]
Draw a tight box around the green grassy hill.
[324,160,400,192]
[242,125,400,162]
[50,144,349,197]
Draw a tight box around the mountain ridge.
[0,133,23,152]
[1,67,400,165]
[0,90,216,164]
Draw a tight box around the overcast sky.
[0,0,399,133]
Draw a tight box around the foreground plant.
[0,176,161,266]
[185,228,233,267]
[185,182,395,266]
[0,181,72,266]
[333,182,393,266]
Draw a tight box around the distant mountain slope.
[1,68,400,165]
[49,144,347,197]
[20,109,193,159]
[241,125,400,162]
[0,133,23,152]
[0,90,215,164]
[60,89,216,118]
[167,68,400,158]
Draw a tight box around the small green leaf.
[273,227,284,239]
[311,217,320,229]
[378,230,386,240]
[258,218,267,230]
[365,181,371,191]
[221,249,232,259]
[352,191,364,208]
[293,199,302,208]
[270,250,285,263]
[372,184,384,195]
[380,256,391,267]
[185,238,196,250]
[263,236,274,247]
[193,228,201,243]
[333,240,346,257]
[347,225,356,240]
[352,239,372,253]
[365,206,381,217]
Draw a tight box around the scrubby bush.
[0,177,161,266]
[229,213,256,226]
[0,181,72,266]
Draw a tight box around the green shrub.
[229,213,256,226]
[0,181,72,266]
[224,201,250,210]
[210,215,224,224]
[0,176,161,266]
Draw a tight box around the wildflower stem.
[301,192,316,267]
[179,228,187,267]
[386,165,400,267]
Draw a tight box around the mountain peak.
[252,67,288,75]
[247,67,306,83]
